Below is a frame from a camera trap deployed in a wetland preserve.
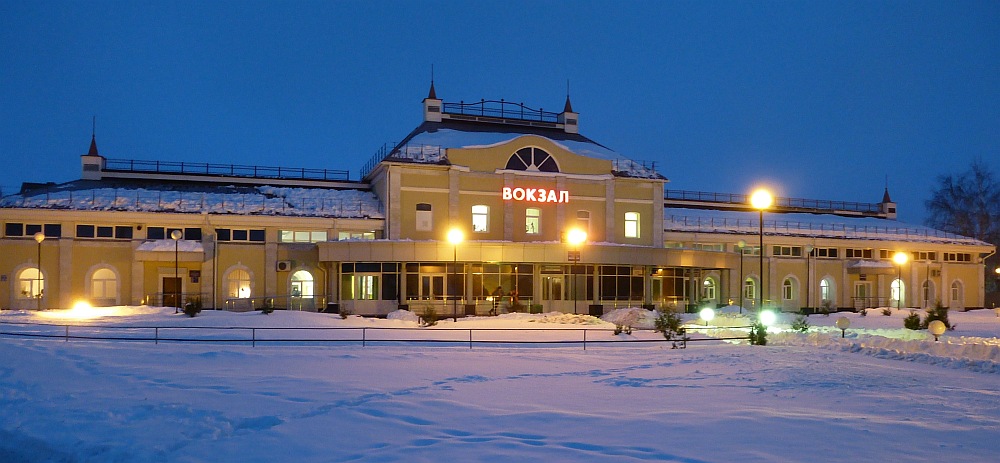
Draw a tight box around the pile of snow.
[528,312,607,325]
[601,307,658,329]
[386,309,420,323]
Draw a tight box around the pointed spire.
[428,80,437,100]
[88,134,100,156]
[882,187,892,203]
[563,94,573,113]
[87,116,100,156]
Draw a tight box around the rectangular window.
[416,203,433,232]
[338,231,375,241]
[911,251,937,261]
[846,248,874,259]
[215,229,266,242]
[772,245,802,257]
[77,225,95,238]
[472,205,489,233]
[280,230,329,243]
[96,226,114,238]
[813,247,838,258]
[943,252,971,262]
[5,222,24,237]
[525,208,540,234]
[739,245,761,256]
[115,226,133,239]
[147,227,165,240]
[184,228,203,241]
[624,212,640,238]
[576,210,591,236]
[692,243,724,252]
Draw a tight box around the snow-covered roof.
[1,180,385,219]
[383,121,664,180]
[664,207,991,246]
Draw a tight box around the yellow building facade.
[1,87,994,316]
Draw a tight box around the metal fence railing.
[0,323,750,350]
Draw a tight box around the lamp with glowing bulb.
[893,251,908,311]
[566,228,587,315]
[33,232,45,311]
[447,228,463,321]
[171,229,183,313]
[749,189,772,310]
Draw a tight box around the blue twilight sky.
[2,1,998,224]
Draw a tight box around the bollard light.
[835,316,850,338]
[759,309,776,327]
[928,320,946,341]
[699,307,715,326]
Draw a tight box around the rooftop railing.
[104,159,350,182]
[361,142,445,179]
[663,214,974,243]
[442,99,561,123]
[665,189,882,214]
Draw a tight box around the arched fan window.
[505,147,559,172]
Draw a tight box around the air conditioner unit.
[276,261,292,272]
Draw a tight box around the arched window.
[702,277,717,301]
[291,270,314,298]
[950,281,963,308]
[90,268,119,305]
[505,147,559,172]
[743,277,758,304]
[782,278,795,301]
[922,280,935,307]
[819,278,833,305]
[17,267,44,300]
[227,269,252,299]
[890,279,904,306]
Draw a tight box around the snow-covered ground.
[2,305,999,462]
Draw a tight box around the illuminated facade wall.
[0,91,994,315]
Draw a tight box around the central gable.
[446,135,613,176]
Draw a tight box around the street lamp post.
[171,229,183,313]
[805,245,813,311]
[567,228,587,315]
[736,240,745,314]
[33,232,45,311]
[893,251,908,311]
[750,189,773,311]
[447,228,463,322]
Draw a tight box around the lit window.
[291,270,315,297]
[782,278,794,300]
[17,267,44,300]
[227,269,252,298]
[743,278,756,301]
[702,278,717,300]
[525,208,540,234]
[624,212,640,238]
[90,268,118,301]
[820,278,833,304]
[472,205,489,233]
[338,231,375,240]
